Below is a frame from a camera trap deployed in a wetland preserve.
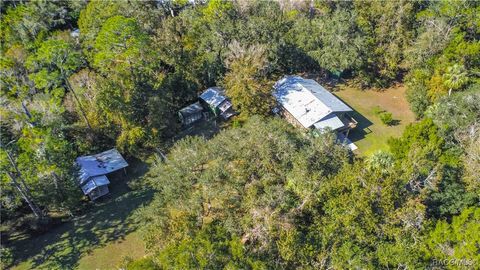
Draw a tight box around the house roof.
[76,149,128,185]
[273,76,352,128]
[81,175,110,195]
[313,114,345,131]
[179,101,203,116]
[199,87,227,108]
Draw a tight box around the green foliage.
[404,0,480,116]
[2,1,480,268]
[26,37,84,95]
[223,42,274,118]
[289,8,365,76]
[0,245,14,269]
[157,223,265,269]
[367,150,394,174]
[372,106,384,115]
[379,112,394,126]
[425,207,480,267]
[126,257,158,270]
[371,105,395,126]
[93,16,147,75]
[388,118,443,160]
[443,64,469,95]
[0,1,83,50]
[139,117,351,268]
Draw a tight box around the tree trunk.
[4,148,34,197]
[21,101,35,127]
[63,73,92,130]
[7,172,43,218]
[448,88,452,96]
[52,172,60,190]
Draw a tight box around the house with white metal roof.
[76,149,128,200]
[273,76,358,140]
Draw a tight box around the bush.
[372,106,384,115]
[379,112,394,126]
[373,106,395,126]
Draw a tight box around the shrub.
[379,112,394,126]
[372,106,384,115]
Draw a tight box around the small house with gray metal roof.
[76,149,128,200]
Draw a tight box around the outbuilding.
[178,101,204,126]
[76,149,128,200]
[199,87,235,120]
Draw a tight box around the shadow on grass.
[332,93,374,145]
[388,119,401,126]
[10,159,153,270]
[347,110,374,144]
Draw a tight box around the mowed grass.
[334,84,416,156]
[10,160,153,270]
[77,230,146,270]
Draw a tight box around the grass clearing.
[334,84,416,156]
[9,159,153,270]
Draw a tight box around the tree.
[223,42,274,118]
[26,37,91,129]
[354,0,419,85]
[367,150,394,175]
[138,117,350,268]
[157,223,265,269]
[0,1,83,49]
[1,141,44,219]
[442,64,468,96]
[289,8,365,77]
[425,207,480,267]
[92,15,163,152]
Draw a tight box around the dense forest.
[1,0,479,269]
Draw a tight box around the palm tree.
[367,150,394,175]
[443,64,468,96]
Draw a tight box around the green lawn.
[334,84,416,156]
[10,160,153,270]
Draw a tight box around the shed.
[178,102,203,125]
[199,87,235,120]
[76,149,128,200]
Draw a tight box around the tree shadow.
[174,118,221,142]
[388,119,401,126]
[9,159,153,269]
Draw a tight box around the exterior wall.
[88,185,110,200]
[179,111,203,125]
[278,105,307,129]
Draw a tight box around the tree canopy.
[1,0,478,268]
